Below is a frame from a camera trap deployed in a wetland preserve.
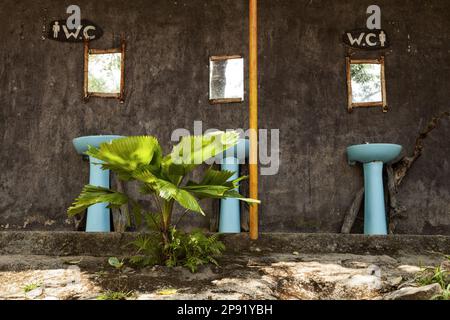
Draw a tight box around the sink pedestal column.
[219,157,241,233]
[363,161,387,235]
[86,157,111,232]
[73,135,124,233]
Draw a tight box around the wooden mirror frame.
[346,56,387,113]
[83,39,126,102]
[209,55,244,104]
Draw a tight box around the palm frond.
[198,167,236,186]
[223,190,261,204]
[67,185,128,217]
[181,184,230,199]
[86,136,162,180]
[183,168,249,199]
[132,167,205,215]
[162,131,239,180]
[153,180,205,215]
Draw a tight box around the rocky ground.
[0,251,446,300]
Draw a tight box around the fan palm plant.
[68,131,259,265]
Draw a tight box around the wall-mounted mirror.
[84,40,125,102]
[209,55,244,104]
[346,57,387,113]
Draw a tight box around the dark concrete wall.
[0,0,449,234]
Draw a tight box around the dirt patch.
[0,252,444,300]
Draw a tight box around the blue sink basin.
[73,135,125,155]
[347,143,402,165]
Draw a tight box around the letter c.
[83,26,96,40]
[366,33,377,46]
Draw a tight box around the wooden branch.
[209,164,221,232]
[73,214,85,231]
[210,198,220,232]
[393,111,450,186]
[387,111,449,233]
[111,175,130,232]
[386,164,406,234]
[341,187,364,234]
[83,40,89,100]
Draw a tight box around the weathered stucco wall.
[0,0,449,234]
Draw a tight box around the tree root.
[341,187,364,234]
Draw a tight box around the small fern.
[130,228,225,273]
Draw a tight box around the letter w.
[347,33,364,46]
[63,25,82,39]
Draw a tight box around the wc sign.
[343,28,389,49]
[47,5,102,42]
[343,5,389,50]
[48,19,103,42]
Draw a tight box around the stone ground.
[1,232,448,300]
[0,252,444,300]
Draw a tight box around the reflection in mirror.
[346,57,387,113]
[84,40,125,101]
[209,56,244,104]
[351,64,381,103]
[88,53,121,94]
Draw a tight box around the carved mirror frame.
[346,56,387,113]
[83,40,126,102]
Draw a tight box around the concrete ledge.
[0,232,449,257]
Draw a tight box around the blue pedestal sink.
[347,143,402,235]
[216,139,249,233]
[73,135,124,232]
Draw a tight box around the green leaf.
[108,257,124,269]
[162,131,240,180]
[86,136,162,180]
[132,166,160,184]
[144,212,161,231]
[140,185,157,196]
[154,180,205,215]
[133,167,205,215]
[199,167,236,186]
[228,175,249,188]
[181,184,230,199]
[223,190,261,204]
[130,200,143,227]
[67,185,128,217]
[182,169,250,199]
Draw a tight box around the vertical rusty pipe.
[249,0,259,240]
